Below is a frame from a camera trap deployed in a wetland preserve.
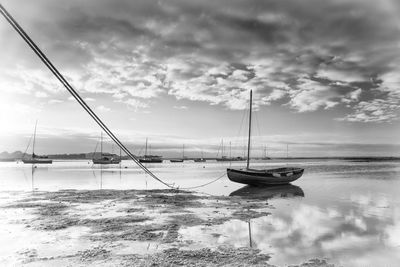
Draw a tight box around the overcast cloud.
[2,0,400,123]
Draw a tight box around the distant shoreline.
[1,152,400,162]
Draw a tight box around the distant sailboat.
[139,138,163,163]
[171,144,185,162]
[216,140,244,162]
[92,132,121,164]
[22,121,52,164]
[261,145,271,160]
[194,149,206,162]
[216,139,230,161]
[227,91,304,186]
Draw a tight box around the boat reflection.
[229,184,304,199]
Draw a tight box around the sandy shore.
[0,189,334,266]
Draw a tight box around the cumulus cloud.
[120,98,149,112]
[2,0,400,121]
[337,99,399,123]
[288,77,339,112]
[95,105,111,112]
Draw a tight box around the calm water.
[1,159,400,266]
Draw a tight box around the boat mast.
[246,90,252,169]
[287,144,289,159]
[221,139,224,158]
[100,132,103,158]
[145,138,148,157]
[229,141,232,159]
[32,120,38,158]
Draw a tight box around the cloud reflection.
[179,193,400,266]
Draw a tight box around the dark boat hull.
[170,159,184,162]
[194,158,206,162]
[227,167,304,186]
[139,159,163,163]
[92,159,121,164]
[22,159,53,164]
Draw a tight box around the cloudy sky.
[1,0,400,157]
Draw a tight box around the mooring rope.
[0,4,175,188]
[178,172,226,190]
[0,4,227,190]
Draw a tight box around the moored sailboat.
[22,121,52,164]
[170,144,185,162]
[92,132,121,164]
[139,138,163,163]
[227,91,304,186]
[194,150,206,162]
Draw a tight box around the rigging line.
[22,132,34,159]
[254,111,262,156]
[93,140,99,155]
[0,4,174,189]
[234,107,247,152]
[235,107,248,140]
[1,5,230,191]
[255,111,261,140]
[1,5,229,191]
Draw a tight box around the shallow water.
[1,159,400,266]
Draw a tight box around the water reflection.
[230,184,304,199]
[21,164,38,191]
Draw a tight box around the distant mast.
[32,120,38,158]
[246,90,252,169]
[100,132,103,158]
[286,144,289,159]
[222,139,224,158]
[145,138,148,157]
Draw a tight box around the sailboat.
[216,140,244,162]
[22,121,52,164]
[215,139,229,161]
[171,144,184,162]
[139,138,163,163]
[92,132,121,164]
[194,149,206,162]
[260,145,271,160]
[227,91,304,186]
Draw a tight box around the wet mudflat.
[1,159,400,266]
[0,189,334,266]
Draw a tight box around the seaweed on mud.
[78,246,111,262]
[87,224,166,242]
[231,209,270,221]
[120,247,273,267]
[140,193,204,209]
[288,259,336,267]
[37,217,80,231]
[80,215,151,232]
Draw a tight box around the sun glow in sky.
[0,0,400,157]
